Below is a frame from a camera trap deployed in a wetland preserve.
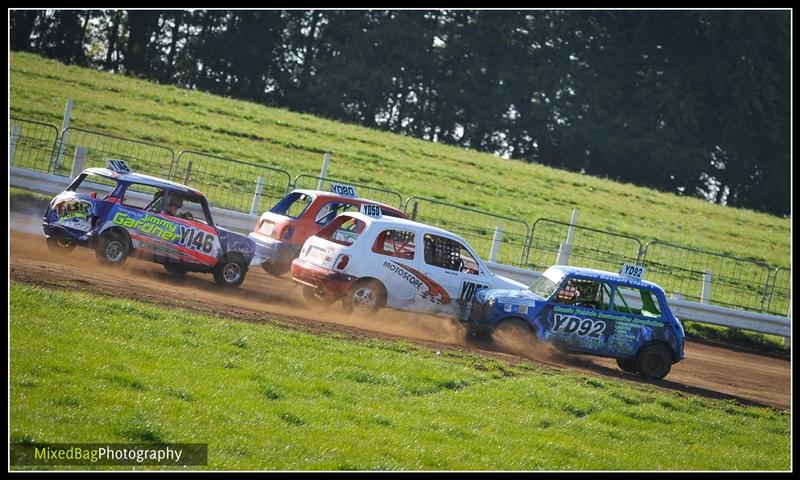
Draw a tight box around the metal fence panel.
[53,127,175,178]
[8,117,59,173]
[175,151,292,214]
[525,218,643,272]
[404,196,531,266]
[292,174,404,208]
[642,240,773,312]
[764,267,791,316]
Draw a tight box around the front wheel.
[213,254,247,287]
[342,280,385,316]
[302,286,337,306]
[46,236,77,255]
[492,318,534,354]
[95,230,130,265]
[636,344,673,380]
[262,261,291,276]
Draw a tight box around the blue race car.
[42,159,255,287]
[460,264,685,380]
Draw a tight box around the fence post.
[410,201,418,221]
[55,97,73,170]
[318,153,331,190]
[8,124,21,164]
[556,208,578,265]
[250,175,264,215]
[489,226,504,262]
[784,300,791,348]
[183,160,193,185]
[70,146,87,178]
[701,269,713,304]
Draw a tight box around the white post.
[70,146,87,178]
[556,208,578,265]
[489,226,504,262]
[9,124,21,164]
[701,269,713,304]
[318,152,330,190]
[784,300,791,348]
[250,175,264,215]
[55,97,73,169]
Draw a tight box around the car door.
[158,192,223,267]
[547,276,615,354]
[416,232,487,315]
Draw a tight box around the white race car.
[290,205,526,316]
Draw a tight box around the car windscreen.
[528,275,560,299]
[316,215,367,246]
[66,172,118,199]
[269,192,313,218]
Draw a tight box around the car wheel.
[343,279,385,316]
[164,263,189,276]
[262,261,290,276]
[492,318,534,354]
[214,254,247,287]
[46,236,77,255]
[616,357,638,374]
[302,286,337,306]
[636,344,673,380]
[95,230,130,265]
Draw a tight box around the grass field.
[9,52,790,270]
[9,282,790,470]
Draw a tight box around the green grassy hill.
[9,52,790,269]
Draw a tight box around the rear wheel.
[46,236,77,255]
[342,280,385,316]
[616,357,638,374]
[213,254,246,287]
[636,344,673,380]
[95,230,130,265]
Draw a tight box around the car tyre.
[302,286,337,306]
[95,230,130,265]
[342,279,385,316]
[262,261,291,276]
[492,318,534,354]
[214,254,247,288]
[46,236,77,255]
[616,357,639,374]
[636,344,673,380]
[164,263,189,276]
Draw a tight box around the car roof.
[546,265,664,292]
[83,168,205,196]
[339,211,462,239]
[293,189,405,215]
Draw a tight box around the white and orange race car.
[290,205,525,316]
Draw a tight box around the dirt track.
[9,229,792,410]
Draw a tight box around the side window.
[555,278,612,310]
[163,193,211,225]
[613,285,663,318]
[423,234,478,274]
[372,229,416,260]
[122,184,162,209]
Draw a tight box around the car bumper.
[247,232,301,266]
[42,222,93,243]
[290,259,357,297]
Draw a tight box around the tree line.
[10,9,790,216]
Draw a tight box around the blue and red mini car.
[42,159,255,287]
[460,264,685,380]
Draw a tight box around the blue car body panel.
[462,266,685,363]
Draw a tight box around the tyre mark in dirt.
[9,230,791,410]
